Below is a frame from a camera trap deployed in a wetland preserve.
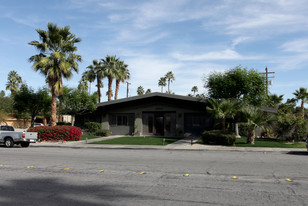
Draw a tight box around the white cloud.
[281,39,308,53]
[171,49,260,61]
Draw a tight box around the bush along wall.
[28,126,82,141]
[201,130,235,146]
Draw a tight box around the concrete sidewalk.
[30,135,307,152]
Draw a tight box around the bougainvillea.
[28,126,82,141]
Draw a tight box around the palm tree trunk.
[301,100,305,119]
[161,86,163,93]
[51,88,57,127]
[97,76,101,103]
[43,117,47,126]
[168,80,170,93]
[108,76,113,101]
[115,79,120,100]
[58,101,63,122]
[247,129,255,144]
[89,82,91,95]
[222,119,226,134]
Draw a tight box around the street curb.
[30,143,307,153]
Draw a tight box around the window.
[111,114,128,126]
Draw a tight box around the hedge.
[201,130,235,146]
[84,122,101,134]
[28,126,82,141]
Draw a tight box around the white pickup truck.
[0,125,39,148]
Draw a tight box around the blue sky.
[1,0,308,101]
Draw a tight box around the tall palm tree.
[102,55,118,101]
[191,86,198,96]
[114,60,130,100]
[207,98,238,134]
[28,22,82,126]
[293,87,308,119]
[6,70,22,95]
[165,71,175,93]
[158,77,166,93]
[86,60,104,102]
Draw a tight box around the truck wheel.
[4,138,14,148]
[21,142,30,148]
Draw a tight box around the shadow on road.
[0,177,151,206]
[286,151,308,156]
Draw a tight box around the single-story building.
[75,92,213,136]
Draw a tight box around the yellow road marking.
[184,174,190,177]
[62,168,70,171]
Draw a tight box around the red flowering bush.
[28,126,82,141]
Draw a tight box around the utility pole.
[126,81,131,98]
[260,67,275,96]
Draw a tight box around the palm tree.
[158,77,166,93]
[114,60,130,100]
[102,55,118,101]
[137,86,144,96]
[207,99,238,134]
[165,71,175,93]
[86,60,104,102]
[266,94,284,109]
[28,22,82,126]
[6,70,22,95]
[293,87,308,119]
[242,105,274,144]
[191,86,198,96]
[145,89,151,94]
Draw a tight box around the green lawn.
[89,136,183,146]
[197,136,306,148]
[80,134,102,141]
[235,137,306,148]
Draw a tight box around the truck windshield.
[0,126,14,131]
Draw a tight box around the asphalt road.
[0,147,307,206]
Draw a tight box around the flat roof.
[97,92,207,107]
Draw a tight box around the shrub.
[292,117,307,141]
[28,126,82,141]
[84,122,101,134]
[201,130,235,146]
[95,129,110,137]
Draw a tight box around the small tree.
[145,89,151,94]
[191,86,198,96]
[158,77,167,93]
[242,105,275,144]
[137,86,144,96]
[207,99,239,134]
[60,88,97,126]
[165,71,175,93]
[6,70,22,95]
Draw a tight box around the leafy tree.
[191,86,198,96]
[29,22,82,126]
[78,77,88,92]
[6,70,22,95]
[204,66,266,106]
[0,90,5,97]
[101,55,119,101]
[0,93,14,114]
[86,60,104,102]
[165,71,175,93]
[207,98,239,134]
[0,110,8,124]
[13,84,52,127]
[137,86,144,96]
[60,88,97,126]
[114,60,130,100]
[158,77,166,93]
[293,87,308,119]
[145,89,151,94]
